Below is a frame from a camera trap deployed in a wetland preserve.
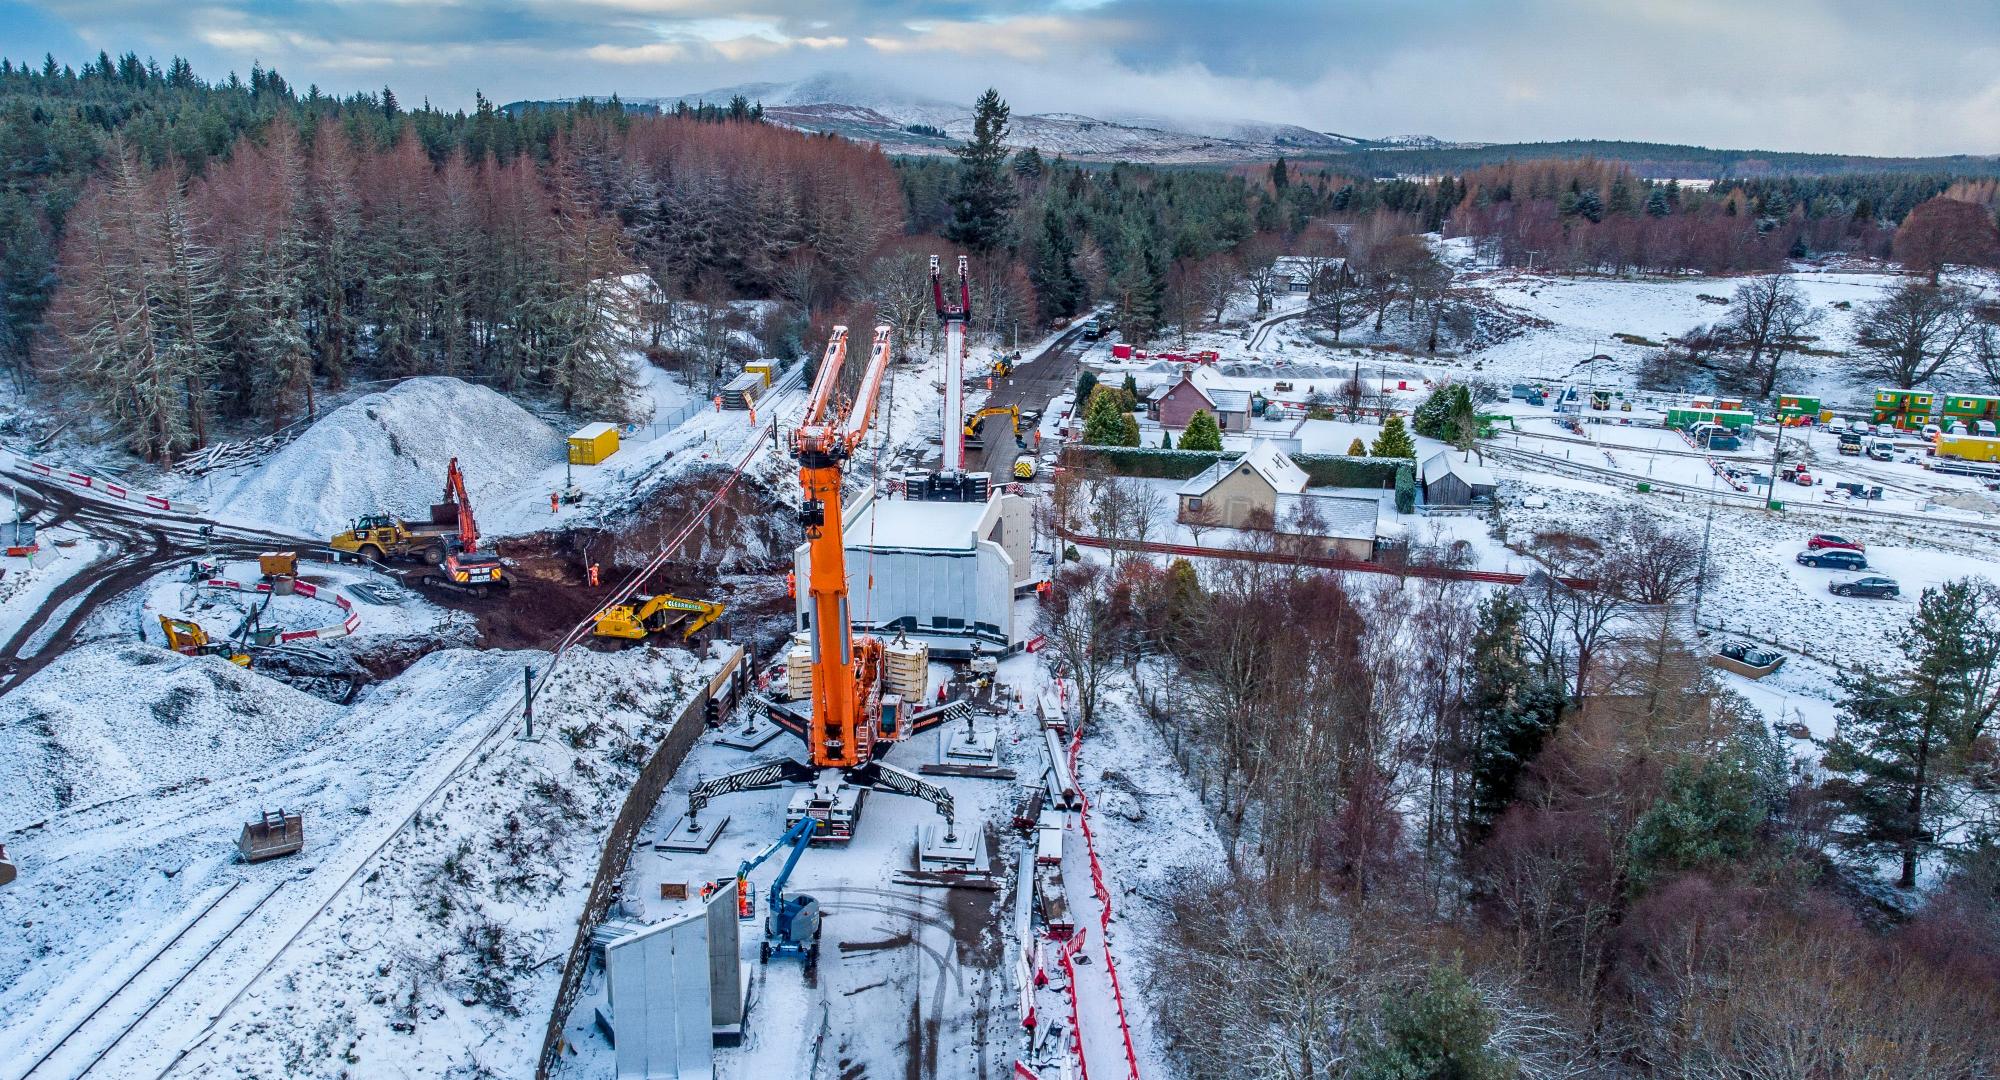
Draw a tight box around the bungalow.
[1178,440,1309,527]
[1154,370,1252,432]
[1419,450,1498,508]
[1273,492,1379,560]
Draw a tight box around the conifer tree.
[1348,436,1368,456]
[1179,409,1223,451]
[1371,414,1417,458]
[945,89,1015,253]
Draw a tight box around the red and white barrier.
[200,575,363,642]
[5,451,186,513]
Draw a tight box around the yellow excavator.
[159,615,252,667]
[963,405,1023,451]
[593,593,726,644]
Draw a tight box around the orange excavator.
[679,326,969,843]
[328,457,505,592]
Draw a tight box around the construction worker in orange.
[587,563,601,588]
[712,394,722,411]
[748,406,757,426]
[549,492,559,514]
[785,569,796,598]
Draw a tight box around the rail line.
[17,874,289,1080]
[1486,443,2000,536]
[1056,526,1592,588]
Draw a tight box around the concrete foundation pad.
[943,726,998,762]
[715,722,784,751]
[918,823,981,868]
[655,813,728,853]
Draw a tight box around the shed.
[1419,451,1497,508]
[568,421,621,465]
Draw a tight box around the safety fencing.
[1056,527,1592,590]
[1066,715,1144,1080]
[197,575,363,642]
[534,646,748,1079]
[5,452,189,513]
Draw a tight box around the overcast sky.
[5,0,1998,156]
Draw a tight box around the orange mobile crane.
[679,326,970,843]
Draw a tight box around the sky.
[4,0,1999,157]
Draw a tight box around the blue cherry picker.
[714,816,825,971]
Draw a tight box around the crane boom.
[792,325,896,771]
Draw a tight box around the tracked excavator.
[592,593,726,644]
[328,458,505,593]
[676,326,971,844]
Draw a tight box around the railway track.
[16,877,291,1080]
[1487,443,2000,536]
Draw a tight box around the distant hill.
[504,72,2000,177]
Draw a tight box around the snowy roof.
[1274,494,1379,541]
[1420,450,1496,489]
[570,421,618,440]
[1243,440,1310,494]
[843,495,990,552]
[1206,389,1253,414]
[1177,461,1232,497]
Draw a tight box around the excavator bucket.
[238,809,304,863]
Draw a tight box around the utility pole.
[1693,472,1717,630]
[1765,417,1785,505]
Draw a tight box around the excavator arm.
[442,457,482,555]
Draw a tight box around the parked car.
[1807,533,1864,552]
[1797,549,1867,570]
[1718,641,1785,671]
[1830,575,1900,598]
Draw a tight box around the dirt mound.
[212,376,563,538]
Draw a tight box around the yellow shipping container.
[567,421,620,465]
[1936,434,2000,463]
[745,360,774,387]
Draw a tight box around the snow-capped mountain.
[528,71,1400,163]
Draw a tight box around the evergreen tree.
[1121,372,1138,402]
[1179,409,1223,451]
[1465,592,1566,840]
[1082,385,1136,446]
[1826,580,2000,887]
[1160,429,1173,448]
[1624,742,1772,894]
[1074,369,1097,407]
[944,89,1015,253]
[1348,436,1368,456]
[1349,963,1513,1080]
[1394,463,1416,514]
[1371,414,1417,458]
[1645,188,1671,218]
[1029,206,1085,324]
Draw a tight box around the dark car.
[1807,533,1864,552]
[1830,575,1900,599]
[1796,549,1868,570]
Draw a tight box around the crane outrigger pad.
[655,813,729,853]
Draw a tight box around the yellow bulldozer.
[593,593,726,644]
[159,615,251,667]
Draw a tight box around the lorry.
[1079,317,1105,340]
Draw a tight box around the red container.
[1111,343,1133,359]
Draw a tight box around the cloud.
[3,0,1996,155]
